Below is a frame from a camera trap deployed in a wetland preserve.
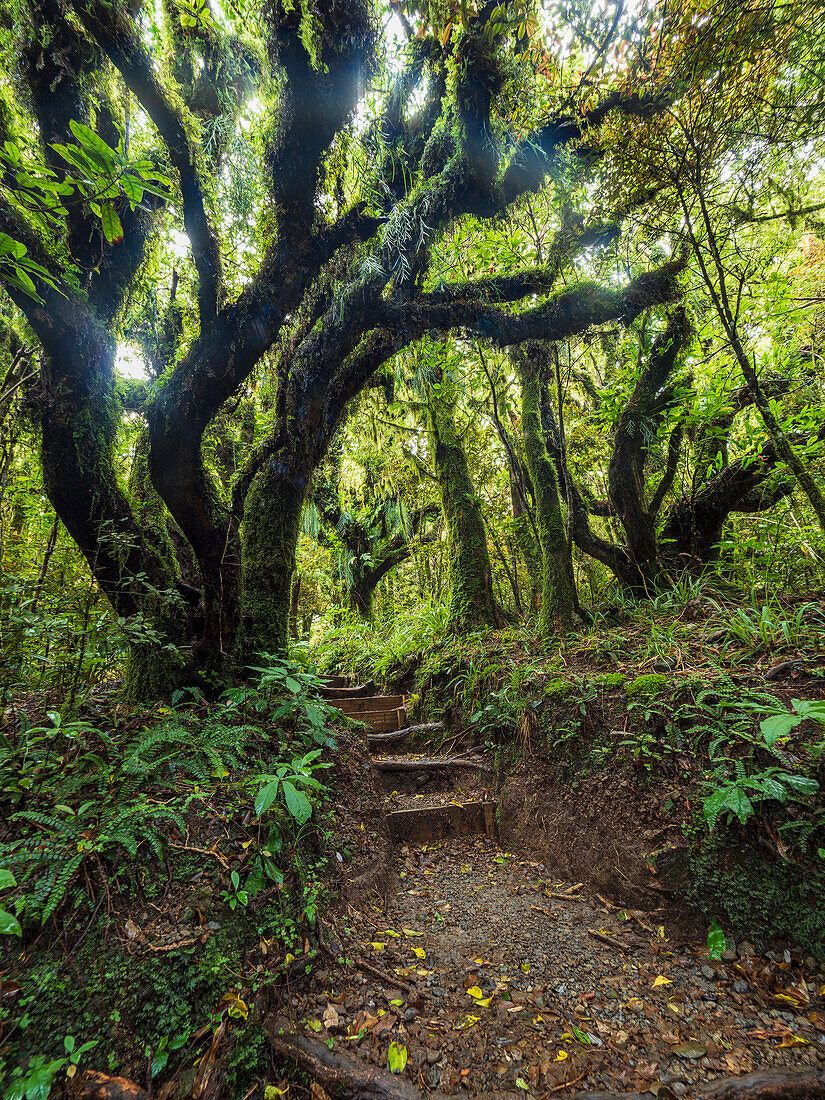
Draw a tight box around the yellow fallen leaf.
[553,1050,568,1062]
[466,985,484,999]
[652,975,673,987]
[412,947,426,959]
[403,928,425,937]
[778,1034,809,1047]
[473,996,494,1007]
[383,930,401,938]
[371,942,387,951]
[455,1013,480,1030]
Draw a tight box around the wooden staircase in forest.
[320,676,497,845]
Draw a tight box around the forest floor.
[276,834,824,1099]
[5,598,825,1099]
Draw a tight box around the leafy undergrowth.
[0,659,382,1100]
[320,583,825,956]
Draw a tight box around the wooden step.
[333,695,405,714]
[386,800,497,844]
[320,675,351,689]
[319,682,376,700]
[367,722,444,752]
[375,755,490,795]
[353,710,405,733]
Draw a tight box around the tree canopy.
[0,0,823,692]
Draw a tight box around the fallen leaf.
[652,975,673,988]
[777,1034,809,1047]
[553,1050,568,1061]
[673,1041,708,1060]
[412,947,426,959]
[388,1041,408,1073]
[454,1013,480,1030]
[370,942,387,951]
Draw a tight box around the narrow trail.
[276,679,825,1099]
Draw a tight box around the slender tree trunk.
[517,355,577,640]
[677,173,825,536]
[424,369,500,630]
[348,576,375,621]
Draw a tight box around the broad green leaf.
[706,920,726,959]
[760,713,800,746]
[791,700,825,725]
[723,786,754,824]
[254,778,280,816]
[121,173,144,204]
[282,781,312,824]
[0,233,26,258]
[757,777,787,801]
[0,868,16,889]
[0,907,21,936]
[69,120,117,167]
[100,205,124,245]
[781,774,819,796]
[2,269,38,299]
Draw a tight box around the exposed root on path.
[267,1027,446,1100]
[570,1066,825,1099]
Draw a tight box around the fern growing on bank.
[1,799,185,923]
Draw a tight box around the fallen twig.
[587,929,629,953]
[354,957,416,996]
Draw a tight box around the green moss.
[424,361,499,631]
[240,461,304,661]
[518,362,576,641]
[595,672,626,690]
[681,833,825,958]
[624,673,668,697]
[544,677,573,699]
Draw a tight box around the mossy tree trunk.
[423,363,501,631]
[515,348,577,641]
[240,458,306,662]
[34,322,194,700]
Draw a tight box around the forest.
[1,0,825,1095]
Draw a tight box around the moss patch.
[624,673,668,696]
[679,832,825,958]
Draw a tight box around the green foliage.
[313,599,451,682]
[222,655,338,748]
[683,833,825,958]
[702,760,819,830]
[624,674,668,697]
[0,655,336,929]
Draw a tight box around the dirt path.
[300,835,824,1097]
[292,683,825,1098]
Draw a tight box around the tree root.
[266,1026,446,1100]
[570,1067,825,1100]
[65,1071,150,1100]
